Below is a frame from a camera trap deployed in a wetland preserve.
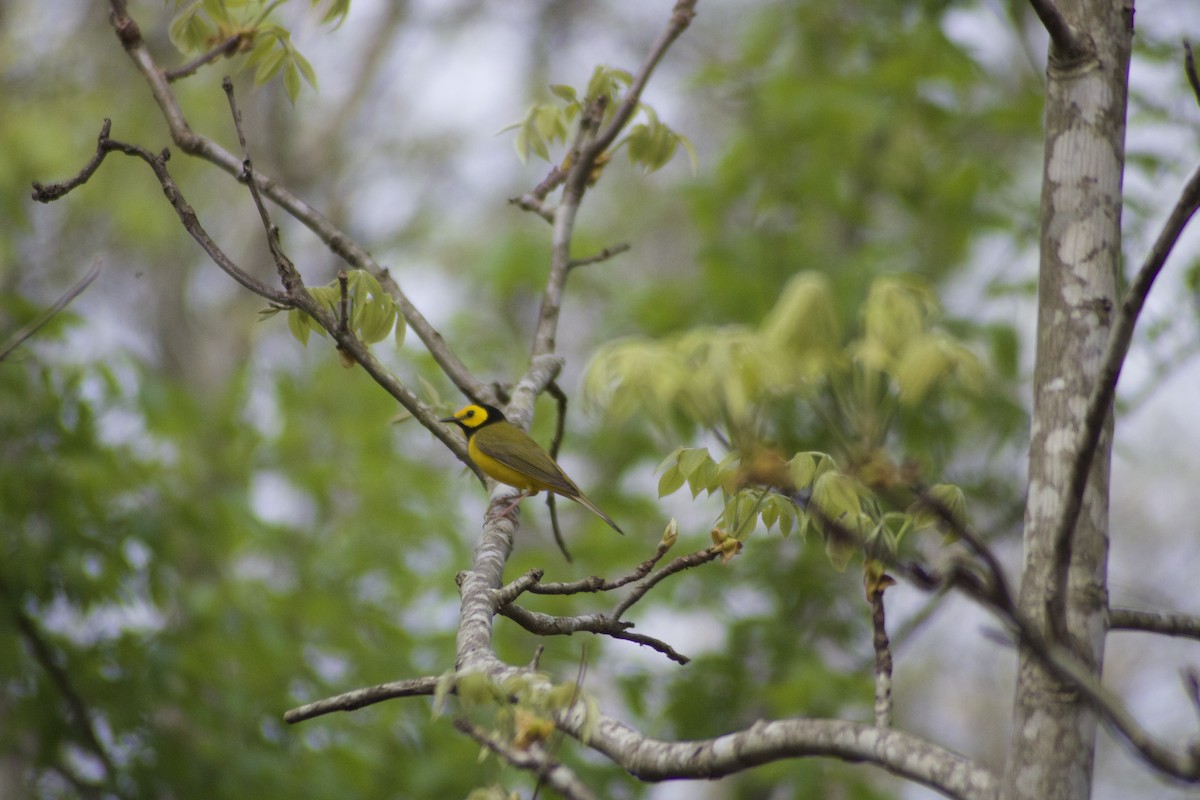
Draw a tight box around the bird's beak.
[438,416,456,423]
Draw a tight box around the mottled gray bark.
[1004,2,1132,799]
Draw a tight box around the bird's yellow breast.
[468,435,545,492]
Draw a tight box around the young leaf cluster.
[589,272,980,571]
[586,272,983,444]
[655,444,966,572]
[502,65,695,175]
[440,672,600,752]
[262,269,405,350]
[168,0,345,100]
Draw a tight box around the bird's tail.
[573,493,624,535]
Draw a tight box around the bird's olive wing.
[474,428,580,496]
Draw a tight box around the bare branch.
[530,0,697,359]
[283,676,441,724]
[545,381,572,562]
[285,662,996,798]
[611,545,723,619]
[568,242,631,270]
[561,709,998,800]
[1185,41,1200,108]
[1049,162,1200,636]
[1109,608,1200,641]
[498,603,689,664]
[868,577,895,728]
[0,260,101,362]
[35,122,479,475]
[531,538,675,595]
[0,577,120,791]
[454,718,598,800]
[99,137,291,303]
[31,119,114,202]
[164,33,246,82]
[105,0,491,405]
[1026,0,1087,62]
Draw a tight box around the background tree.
[4,1,1200,799]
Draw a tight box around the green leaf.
[283,59,302,103]
[657,464,685,498]
[676,132,699,174]
[394,315,407,348]
[287,309,311,346]
[549,84,577,103]
[253,44,288,86]
[788,452,815,490]
[169,6,215,53]
[677,447,711,480]
[811,471,860,522]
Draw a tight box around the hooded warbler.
[440,403,624,534]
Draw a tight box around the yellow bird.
[440,403,624,534]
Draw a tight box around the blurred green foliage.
[20,0,1192,798]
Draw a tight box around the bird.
[440,403,624,534]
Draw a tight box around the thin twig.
[611,545,723,619]
[1026,0,1087,62]
[531,538,675,595]
[530,0,697,359]
[1185,41,1200,108]
[105,0,491,404]
[165,33,246,82]
[498,603,689,664]
[545,380,572,561]
[1048,161,1200,636]
[283,676,442,724]
[0,576,120,790]
[1109,608,1200,641]
[0,260,102,362]
[31,119,114,202]
[568,242,631,270]
[868,577,894,728]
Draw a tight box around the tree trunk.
[1005,2,1132,799]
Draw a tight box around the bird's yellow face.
[440,403,504,435]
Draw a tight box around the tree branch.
[33,121,479,474]
[283,676,442,724]
[1025,0,1087,63]
[0,259,101,362]
[1049,161,1200,638]
[868,578,895,728]
[530,0,697,358]
[284,661,996,799]
[1109,608,1200,641]
[105,0,491,405]
[560,710,997,800]
[0,577,120,792]
[1184,41,1200,108]
[164,33,247,82]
